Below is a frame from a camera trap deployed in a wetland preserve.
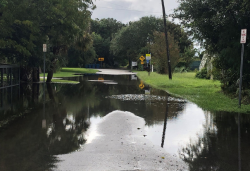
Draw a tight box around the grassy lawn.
[40,67,98,78]
[40,78,79,84]
[39,67,98,83]
[136,71,250,113]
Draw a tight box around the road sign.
[139,56,145,61]
[131,75,137,80]
[139,81,144,89]
[132,61,137,66]
[98,58,104,61]
[141,61,144,64]
[146,60,149,63]
[146,54,151,60]
[145,90,150,95]
[43,44,47,52]
[240,29,247,44]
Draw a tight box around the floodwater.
[0,74,249,171]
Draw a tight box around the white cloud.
[91,0,179,23]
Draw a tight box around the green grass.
[136,71,250,113]
[40,67,98,78]
[40,78,79,84]
[39,67,98,84]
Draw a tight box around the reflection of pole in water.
[0,89,3,107]
[42,82,46,129]
[161,95,168,148]
[11,86,13,110]
[238,113,241,171]
[87,103,90,123]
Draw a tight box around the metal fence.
[0,64,20,89]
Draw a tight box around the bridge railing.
[0,64,20,89]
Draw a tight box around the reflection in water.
[178,111,250,171]
[42,82,46,129]
[161,95,168,148]
[238,113,241,171]
[0,74,250,171]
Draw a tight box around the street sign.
[145,90,150,95]
[43,44,47,52]
[240,29,247,44]
[132,61,137,66]
[139,56,145,61]
[131,75,137,80]
[141,61,144,64]
[146,60,149,63]
[146,54,151,60]
[98,58,104,61]
[139,81,144,89]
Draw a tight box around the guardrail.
[0,64,20,89]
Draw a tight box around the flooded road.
[0,73,250,171]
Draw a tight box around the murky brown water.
[0,74,249,171]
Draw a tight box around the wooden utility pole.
[161,0,172,79]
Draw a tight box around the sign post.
[239,29,247,107]
[139,56,145,71]
[43,44,47,82]
[98,58,104,68]
[42,44,47,129]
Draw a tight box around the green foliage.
[111,16,192,65]
[180,47,196,68]
[195,68,210,79]
[90,18,124,67]
[174,0,250,92]
[150,31,180,74]
[174,66,188,73]
[0,0,95,79]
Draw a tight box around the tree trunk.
[20,67,33,82]
[46,83,55,102]
[46,70,53,83]
[32,67,40,82]
[46,58,58,83]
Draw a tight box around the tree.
[174,0,250,91]
[41,0,95,82]
[150,31,180,74]
[90,18,124,67]
[110,16,192,66]
[0,0,95,82]
[180,47,197,69]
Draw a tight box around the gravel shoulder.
[54,111,188,171]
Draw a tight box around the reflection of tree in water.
[0,82,99,171]
[179,111,250,171]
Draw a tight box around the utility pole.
[161,0,172,79]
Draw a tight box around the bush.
[195,68,210,79]
[174,66,188,73]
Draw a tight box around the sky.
[91,0,179,24]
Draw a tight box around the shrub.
[195,68,210,79]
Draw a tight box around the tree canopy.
[110,16,192,69]
[174,0,250,91]
[0,0,95,81]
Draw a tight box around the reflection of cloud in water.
[145,102,208,155]
[84,116,103,144]
[106,94,186,102]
